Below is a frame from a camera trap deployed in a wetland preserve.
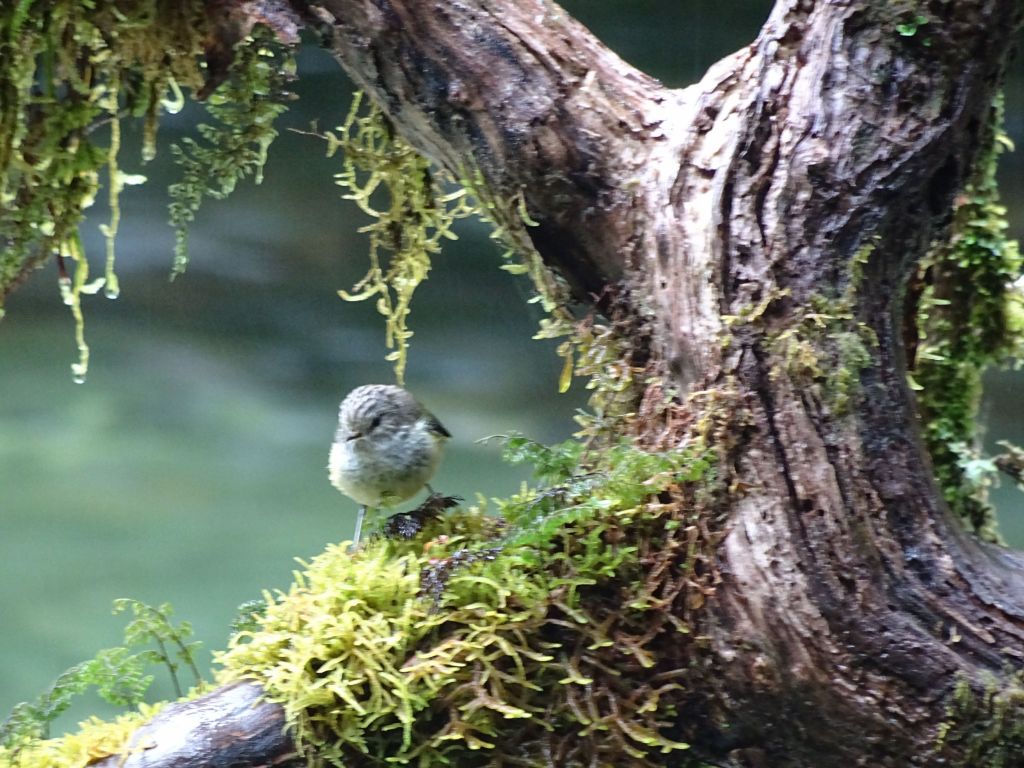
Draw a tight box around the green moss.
[217,438,719,766]
[1,2,203,373]
[3,439,716,767]
[322,112,600,398]
[910,96,1022,541]
[934,672,1024,766]
[312,93,479,385]
[768,295,876,417]
[0,703,165,768]
[725,281,874,420]
[167,27,294,277]
[0,3,294,381]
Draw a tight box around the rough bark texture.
[81,0,1024,765]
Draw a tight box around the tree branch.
[16,0,1024,764]
[92,682,295,768]
[307,0,679,306]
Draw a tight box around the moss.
[1,1,204,367]
[768,295,876,417]
[725,280,874,420]
[909,96,1022,541]
[312,93,479,385]
[456,162,650,430]
[306,85,649,426]
[0,2,294,381]
[2,429,725,768]
[215,438,720,766]
[0,703,165,768]
[934,672,1024,766]
[167,28,294,277]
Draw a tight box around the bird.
[328,384,451,546]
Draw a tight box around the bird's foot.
[419,491,462,515]
[382,492,462,539]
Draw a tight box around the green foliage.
[896,14,929,38]
[230,598,269,635]
[112,599,204,699]
[0,651,149,750]
[168,28,294,275]
[935,672,1024,766]
[218,436,718,766]
[885,2,931,45]
[910,97,1023,540]
[0,0,207,379]
[497,433,585,485]
[0,599,202,754]
[319,92,478,384]
[0,3,294,381]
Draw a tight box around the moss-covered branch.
[1,432,726,767]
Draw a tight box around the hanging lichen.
[0,2,295,381]
[0,1,209,379]
[452,163,649,437]
[320,97,634,404]
[320,92,478,384]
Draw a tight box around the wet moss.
[217,438,720,766]
[934,672,1024,766]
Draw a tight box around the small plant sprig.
[0,649,149,748]
[168,26,295,275]
[113,599,204,699]
[230,598,269,635]
[0,599,204,751]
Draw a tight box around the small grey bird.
[328,384,451,546]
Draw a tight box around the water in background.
[1,0,1022,728]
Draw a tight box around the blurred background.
[1,0,1023,730]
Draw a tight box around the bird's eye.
[368,414,383,431]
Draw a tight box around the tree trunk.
[88,0,1024,765]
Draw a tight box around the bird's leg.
[352,505,368,548]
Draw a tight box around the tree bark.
[92,681,296,768]
[77,0,1024,765]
